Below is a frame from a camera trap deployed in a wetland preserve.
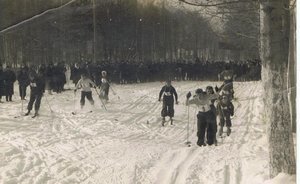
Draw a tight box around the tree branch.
[178,0,255,7]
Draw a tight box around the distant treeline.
[0,0,259,66]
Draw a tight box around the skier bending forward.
[158,80,178,126]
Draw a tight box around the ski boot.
[170,117,173,125]
[227,127,231,136]
[32,111,39,118]
[162,117,166,126]
[218,126,223,136]
[197,140,206,147]
[24,110,31,116]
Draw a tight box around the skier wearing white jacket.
[74,73,97,109]
[186,89,219,147]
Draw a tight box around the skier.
[74,72,96,109]
[24,70,45,117]
[205,86,218,145]
[186,88,218,147]
[17,64,30,100]
[99,71,110,103]
[217,94,234,137]
[3,66,16,102]
[158,80,178,126]
[216,65,235,99]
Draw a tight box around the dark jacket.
[0,69,4,96]
[29,76,45,95]
[3,70,16,95]
[17,69,30,86]
[159,85,178,102]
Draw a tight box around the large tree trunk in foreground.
[288,2,296,133]
[260,0,296,178]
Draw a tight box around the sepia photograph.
[0,0,296,183]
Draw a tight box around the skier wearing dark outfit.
[74,73,96,109]
[158,80,178,126]
[186,89,218,147]
[99,71,110,103]
[217,95,234,136]
[205,86,218,145]
[0,65,4,102]
[217,65,235,99]
[25,71,45,117]
[17,65,30,100]
[3,66,16,102]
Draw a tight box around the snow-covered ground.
[0,81,295,184]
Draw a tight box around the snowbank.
[263,173,296,184]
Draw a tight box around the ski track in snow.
[0,81,270,184]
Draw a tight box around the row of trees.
[0,0,259,66]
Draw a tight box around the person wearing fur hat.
[158,80,178,126]
[186,88,219,146]
[99,70,110,103]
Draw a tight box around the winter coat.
[17,69,30,87]
[29,76,45,96]
[4,70,16,95]
[0,70,4,96]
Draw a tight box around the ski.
[32,114,38,118]
[71,110,92,115]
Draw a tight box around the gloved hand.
[215,86,219,92]
[186,92,191,99]
[176,101,179,105]
[230,110,234,116]
[158,99,161,102]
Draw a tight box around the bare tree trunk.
[260,0,296,178]
[288,1,296,133]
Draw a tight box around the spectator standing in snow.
[158,80,178,126]
[3,65,16,102]
[0,64,4,103]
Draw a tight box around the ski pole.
[21,86,24,115]
[93,88,107,111]
[72,90,77,115]
[185,103,191,146]
[44,94,54,113]
[106,81,120,99]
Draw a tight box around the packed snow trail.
[0,81,270,184]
